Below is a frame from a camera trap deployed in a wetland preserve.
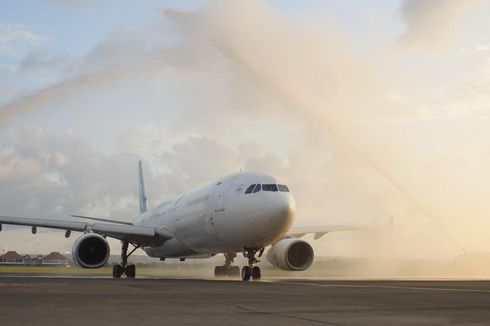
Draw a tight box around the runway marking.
[276,281,490,294]
[0,275,111,279]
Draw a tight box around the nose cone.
[267,194,295,239]
[225,190,297,249]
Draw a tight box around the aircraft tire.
[126,264,136,278]
[113,264,123,278]
[241,266,251,281]
[251,266,261,280]
[214,266,221,277]
[231,266,240,277]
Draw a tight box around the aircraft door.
[215,178,236,212]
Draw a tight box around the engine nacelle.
[72,233,110,268]
[266,238,314,271]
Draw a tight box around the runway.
[1,277,490,325]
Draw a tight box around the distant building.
[24,254,43,265]
[0,250,69,266]
[0,251,24,264]
[42,252,68,266]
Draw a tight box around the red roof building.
[42,252,68,265]
[0,251,24,264]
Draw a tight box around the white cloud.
[0,23,43,45]
[0,23,43,54]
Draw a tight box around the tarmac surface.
[1,276,490,325]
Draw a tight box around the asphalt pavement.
[1,277,490,325]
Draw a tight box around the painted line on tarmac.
[0,275,111,279]
[271,281,490,294]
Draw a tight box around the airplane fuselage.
[136,172,295,259]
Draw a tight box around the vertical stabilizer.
[138,160,149,214]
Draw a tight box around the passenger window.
[262,184,278,192]
[278,184,289,192]
[253,184,261,193]
[245,184,256,194]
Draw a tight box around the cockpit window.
[278,184,289,192]
[262,184,278,192]
[245,184,286,194]
[245,184,256,194]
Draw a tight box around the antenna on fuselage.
[138,160,149,214]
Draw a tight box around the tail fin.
[138,160,149,214]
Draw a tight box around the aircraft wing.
[0,215,173,245]
[288,217,393,240]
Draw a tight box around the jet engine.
[72,233,110,268]
[266,238,314,271]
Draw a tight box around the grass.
[0,264,216,277]
[0,265,111,275]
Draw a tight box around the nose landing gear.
[241,247,264,281]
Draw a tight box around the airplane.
[0,161,376,281]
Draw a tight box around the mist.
[159,0,490,260]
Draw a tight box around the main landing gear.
[241,247,264,282]
[214,252,240,277]
[113,240,140,279]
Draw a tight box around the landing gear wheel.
[241,247,264,281]
[231,266,240,277]
[252,266,261,280]
[241,266,251,281]
[215,253,240,278]
[113,264,123,278]
[117,240,140,279]
[126,264,136,278]
[214,266,222,277]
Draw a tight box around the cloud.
[398,0,487,49]
[0,125,143,218]
[0,52,171,121]
[0,23,43,55]
[0,25,190,122]
[0,23,43,45]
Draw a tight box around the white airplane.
[0,161,372,281]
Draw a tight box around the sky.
[1,0,490,259]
